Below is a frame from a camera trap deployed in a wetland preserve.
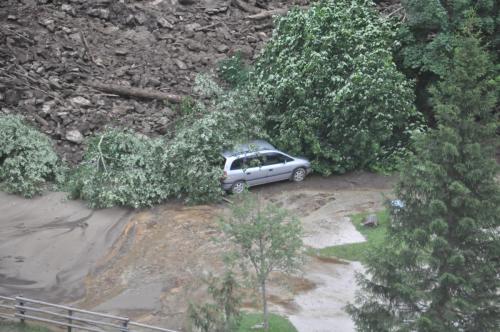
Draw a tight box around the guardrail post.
[121,317,129,332]
[67,309,72,332]
[16,297,25,324]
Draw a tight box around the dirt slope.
[0,0,308,163]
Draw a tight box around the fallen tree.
[86,81,183,103]
[247,8,292,20]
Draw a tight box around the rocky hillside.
[0,0,399,163]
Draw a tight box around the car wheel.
[292,167,306,182]
[231,181,246,194]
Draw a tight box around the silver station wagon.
[221,140,312,194]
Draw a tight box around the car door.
[241,154,267,186]
[260,152,295,182]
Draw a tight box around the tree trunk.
[86,81,182,103]
[261,280,269,331]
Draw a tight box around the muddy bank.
[79,172,395,330]
[256,174,392,332]
[0,172,396,331]
[0,192,132,302]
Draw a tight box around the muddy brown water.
[0,172,396,331]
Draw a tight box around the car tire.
[291,167,307,182]
[231,181,246,194]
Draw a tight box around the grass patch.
[0,321,54,332]
[238,313,297,332]
[312,210,389,263]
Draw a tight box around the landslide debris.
[0,0,308,163]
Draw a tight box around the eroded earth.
[0,172,396,331]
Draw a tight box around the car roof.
[222,140,276,158]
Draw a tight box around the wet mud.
[0,172,395,331]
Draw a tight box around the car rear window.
[230,158,243,170]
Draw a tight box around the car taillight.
[220,171,227,180]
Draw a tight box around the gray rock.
[157,17,173,29]
[215,44,229,53]
[256,32,267,41]
[148,77,161,87]
[134,13,147,25]
[184,23,201,32]
[247,35,258,43]
[61,4,74,15]
[115,49,129,56]
[87,8,110,20]
[186,40,206,52]
[5,90,19,106]
[65,130,84,144]
[40,19,55,32]
[363,214,378,227]
[230,45,253,59]
[174,59,187,70]
[70,96,91,106]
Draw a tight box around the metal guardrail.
[0,295,177,332]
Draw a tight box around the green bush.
[0,115,62,197]
[255,0,421,175]
[67,128,168,208]
[218,52,250,88]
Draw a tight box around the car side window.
[230,158,243,170]
[262,153,283,166]
[279,153,293,163]
[245,155,262,168]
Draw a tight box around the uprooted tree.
[255,0,421,175]
[67,128,168,208]
[0,115,63,197]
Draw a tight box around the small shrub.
[218,53,250,88]
[189,271,242,332]
[0,115,62,197]
[67,128,169,208]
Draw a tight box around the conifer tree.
[348,34,499,331]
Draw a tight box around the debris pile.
[0,0,307,163]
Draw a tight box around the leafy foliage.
[67,75,265,207]
[255,0,420,174]
[0,115,62,197]
[348,36,499,331]
[67,128,168,208]
[162,75,265,204]
[397,0,499,122]
[218,52,250,88]
[189,271,242,332]
[221,194,304,331]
